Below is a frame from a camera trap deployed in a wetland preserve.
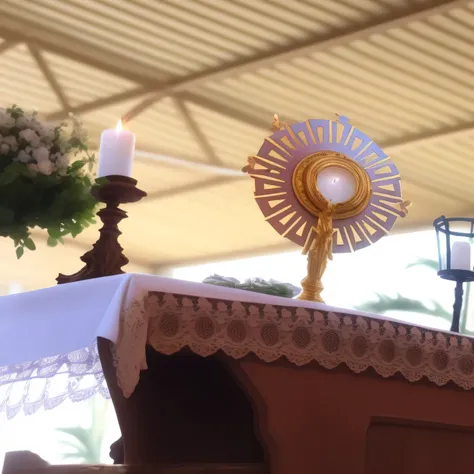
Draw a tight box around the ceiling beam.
[0,10,159,85]
[134,150,244,177]
[0,40,18,55]
[121,0,468,121]
[132,117,474,180]
[178,92,284,130]
[146,176,240,201]
[55,99,474,206]
[140,118,474,204]
[172,97,222,165]
[382,121,474,152]
[22,0,467,123]
[46,87,149,121]
[47,89,284,130]
[28,44,71,111]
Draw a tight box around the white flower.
[2,135,18,151]
[0,144,9,155]
[17,150,31,163]
[16,116,32,129]
[0,112,15,129]
[37,159,53,175]
[19,128,40,147]
[32,146,50,163]
[41,126,55,141]
[56,154,69,170]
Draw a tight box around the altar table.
[2,274,474,474]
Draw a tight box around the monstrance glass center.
[316,166,356,204]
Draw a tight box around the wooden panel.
[366,417,474,474]
[230,357,474,474]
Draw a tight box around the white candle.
[97,120,135,177]
[451,241,471,270]
[316,166,356,204]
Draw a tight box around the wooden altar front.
[3,276,474,474]
[98,290,474,474]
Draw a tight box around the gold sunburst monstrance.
[244,115,411,303]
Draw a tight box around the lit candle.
[451,241,471,270]
[316,166,356,203]
[97,120,135,177]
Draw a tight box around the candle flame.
[116,119,123,133]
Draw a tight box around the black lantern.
[434,216,474,332]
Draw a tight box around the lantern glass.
[433,216,474,272]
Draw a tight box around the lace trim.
[3,291,474,419]
[115,292,474,394]
[114,296,148,397]
[0,343,109,419]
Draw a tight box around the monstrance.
[243,115,411,303]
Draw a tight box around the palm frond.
[357,293,451,321]
[406,257,438,272]
[56,426,90,442]
[55,397,109,464]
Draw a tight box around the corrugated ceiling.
[0,0,473,291]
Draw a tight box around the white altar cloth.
[1,273,473,419]
[0,273,370,368]
[0,273,370,418]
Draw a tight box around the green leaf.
[68,160,86,174]
[0,171,19,186]
[8,162,27,174]
[48,227,63,239]
[95,177,109,186]
[15,247,24,259]
[70,223,83,238]
[47,236,58,247]
[23,237,36,251]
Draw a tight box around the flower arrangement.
[0,105,97,258]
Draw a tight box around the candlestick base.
[57,176,146,285]
[438,269,474,333]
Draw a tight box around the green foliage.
[0,105,98,257]
[56,397,108,464]
[57,426,102,464]
[357,257,454,323]
[406,257,438,272]
[358,293,452,321]
[203,274,300,298]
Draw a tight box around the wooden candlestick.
[57,175,146,284]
